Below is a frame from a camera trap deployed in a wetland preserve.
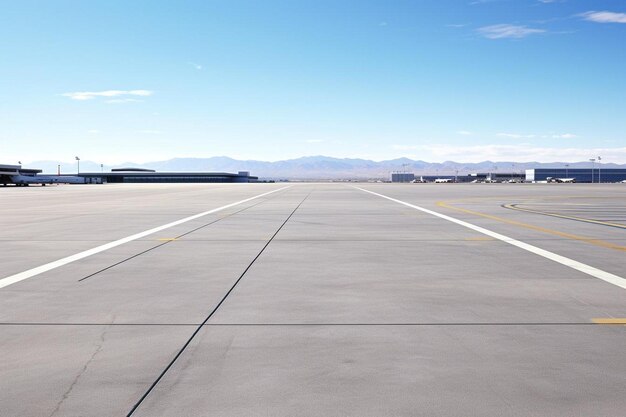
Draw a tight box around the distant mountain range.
[27,156,626,180]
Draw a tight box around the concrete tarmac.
[1,183,625,416]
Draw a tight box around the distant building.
[1,164,257,185]
[419,172,523,183]
[79,169,257,183]
[526,168,626,183]
[390,172,415,182]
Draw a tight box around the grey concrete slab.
[0,324,194,417]
[211,240,626,324]
[132,325,626,417]
[1,183,625,417]
[0,184,287,241]
[278,214,485,241]
[0,240,270,324]
[354,184,626,276]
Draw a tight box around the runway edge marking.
[353,187,626,291]
[0,186,291,290]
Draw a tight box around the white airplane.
[7,174,87,186]
[434,178,453,183]
[1,164,90,186]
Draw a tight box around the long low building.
[79,169,258,183]
[1,164,258,185]
[526,168,626,183]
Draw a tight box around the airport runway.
[1,183,625,416]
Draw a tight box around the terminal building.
[526,168,626,183]
[79,168,257,183]
[1,164,257,185]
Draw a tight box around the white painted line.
[0,186,291,290]
[354,187,626,290]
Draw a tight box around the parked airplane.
[547,177,576,183]
[5,174,88,186]
[1,164,94,186]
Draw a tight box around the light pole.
[597,156,602,183]
[75,156,80,174]
[565,164,569,179]
[100,163,104,173]
[589,158,595,183]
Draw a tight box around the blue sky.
[1,0,625,164]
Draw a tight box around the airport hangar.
[390,169,626,183]
[526,168,626,183]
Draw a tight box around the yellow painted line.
[356,187,626,289]
[592,318,626,325]
[439,194,589,204]
[504,204,626,229]
[436,201,626,253]
[157,238,178,242]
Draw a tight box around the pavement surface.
[1,182,625,417]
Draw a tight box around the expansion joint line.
[126,189,312,417]
[78,192,281,282]
[0,186,291,290]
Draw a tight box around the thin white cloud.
[378,22,388,26]
[87,129,100,134]
[497,132,536,138]
[105,98,143,104]
[478,24,546,39]
[305,139,325,143]
[497,132,577,139]
[581,11,626,24]
[457,130,473,136]
[189,62,203,70]
[418,144,626,163]
[62,90,153,101]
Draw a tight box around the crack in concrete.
[47,323,111,417]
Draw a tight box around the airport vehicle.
[434,178,453,183]
[547,177,576,183]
